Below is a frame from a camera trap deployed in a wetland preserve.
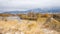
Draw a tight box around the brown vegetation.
[0,12,60,34]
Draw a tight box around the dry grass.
[0,18,60,34]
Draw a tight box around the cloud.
[0,0,60,11]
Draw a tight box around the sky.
[0,0,60,12]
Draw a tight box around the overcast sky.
[0,0,60,11]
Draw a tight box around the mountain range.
[2,7,60,14]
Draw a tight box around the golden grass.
[0,19,60,34]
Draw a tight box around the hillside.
[0,10,60,34]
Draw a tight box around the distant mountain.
[27,8,60,14]
[2,9,42,14]
[48,8,60,13]
[2,7,60,14]
[3,11,30,14]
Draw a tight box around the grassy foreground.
[0,18,60,34]
[0,13,60,34]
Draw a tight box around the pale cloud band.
[0,0,60,11]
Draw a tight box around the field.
[0,13,60,34]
